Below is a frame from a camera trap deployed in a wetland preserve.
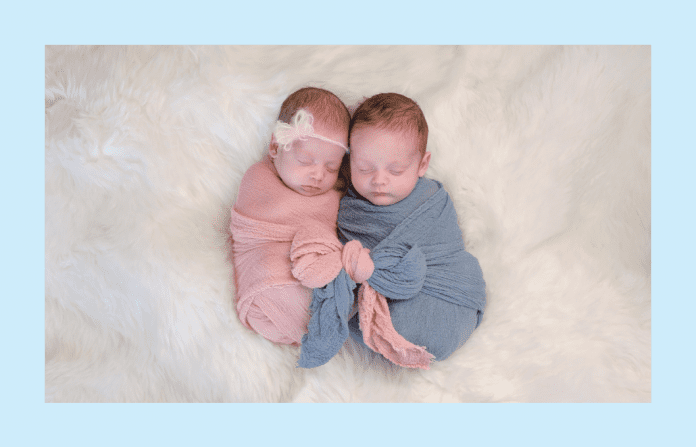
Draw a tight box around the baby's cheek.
[292,166,308,178]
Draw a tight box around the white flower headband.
[273,109,349,153]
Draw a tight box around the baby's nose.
[309,166,324,181]
[372,170,387,185]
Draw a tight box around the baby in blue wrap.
[298,92,486,368]
[344,92,486,361]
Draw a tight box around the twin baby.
[230,87,486,369]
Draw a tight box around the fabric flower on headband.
[273,109,349,153]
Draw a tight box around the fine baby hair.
[276,87,351,147]
[350,92,429,156]
[273,109,349,153]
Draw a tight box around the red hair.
[349,93,428,156]
[278,87,350,132]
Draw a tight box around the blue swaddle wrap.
[298,178,486,368]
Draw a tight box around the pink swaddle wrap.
[230,155,341,345]
[231,155,432,368]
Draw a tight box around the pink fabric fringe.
[342,241,434,370]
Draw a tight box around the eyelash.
[300,159,338,174]
[358,169,403,176]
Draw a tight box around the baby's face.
[271,123,347,197]
[350,126,430,206]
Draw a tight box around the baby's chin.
[296,185,328,196]
[366,193,400,206]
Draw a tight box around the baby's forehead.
[293,139,344,163]
[351,125,418,151]
[352,151,413,164]
[351,147,418,167]
[352,123,417,140]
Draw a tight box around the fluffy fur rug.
[45,45,650,402]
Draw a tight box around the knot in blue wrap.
[368,243,427,300]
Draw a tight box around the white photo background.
[45,45,650,402]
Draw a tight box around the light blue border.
[6,0,692,445]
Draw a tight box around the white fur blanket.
[45,45,650,402]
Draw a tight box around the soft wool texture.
[45,46,650,402]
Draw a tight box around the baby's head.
[269,87,350,197]
[348,93,430,206]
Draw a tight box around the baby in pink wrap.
[230,87,351,345]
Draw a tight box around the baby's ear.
[418,152,431,177]
[268,135,279,158]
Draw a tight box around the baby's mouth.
[302,185,321,193]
